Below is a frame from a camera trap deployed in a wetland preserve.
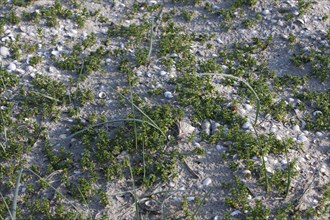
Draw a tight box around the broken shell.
[187,196,195,202]
[297,134,308,142]
[202,120,211,136]
[313,111,322,117]
[0,46,10,57]
[242,121,252,130]
[242,170,251,176]
[164,91,173,99]
[178,119,195,137]
[145,199,157,207]
[244,104,253,111]
[292,125,300,132]
[98,91,107,99]
[7,63,16,71]
[230,210,241,216]
[202,177,212,186]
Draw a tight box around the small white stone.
[51,50,60,57]
[230,210,241,216]
[242,122,252,130]
[202,177,212,186]
[262,9,270,15]
[216,38,223,44]
[221,65,228,70]
[0,46,10,57]
[280,159,288,165]
[59,134,67,139]
[297,157,306,163]
[242,170,251,175]
[275,135,282,140]
[320,167,327,175]
[164,91,173,99]
[293,11,299,16]
[297,134,308,142]
[136,71,143,76]
[214,216,220,220]
[292,125,300,132]
[160,70,167,76]
[315,132,323,137]
[244,104,253,111]
[21,187,26,193]
[7,63,16,71]
[270,126,277,133]
[187,197,195,202]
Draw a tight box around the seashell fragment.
[297,134,308,142]
[230,210,241,216]
[7,63,16,71]
[178,119,195,137]
[202,177,212,186]
[0,46,10,57]
[164,91,173,99]
[98,92,107,99]
[292,125,300,132]
[242,121,252,130]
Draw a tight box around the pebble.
[242,121,252,130]
[216,38,223,44]
[262,9,270,15]
[244,104,253,111]
[230,210,241,216]
[315,132,323,137]
[270,126,277,133]
[164,91,173,99]
[160,70,167,76]
[242,170,251,175]
[292,125,300,132]
[202,177,212,186]
[0,46,10,57]
[297,134,308,142]
[7,63,16,71]
[187,197,195,202]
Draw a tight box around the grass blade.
[11,167,23,220]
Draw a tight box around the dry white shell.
[145,199,157,207]
[202,177,212,186]
[242,121,252,130]
[297,134,308,142]
[98,92,107,99]
[292,125,300,132]
[7,63,16,71]
[230,210,241,216]
[0,46,10,57]
[164,91,173,99]
[160,70,167,76]
[178,119,195,137]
